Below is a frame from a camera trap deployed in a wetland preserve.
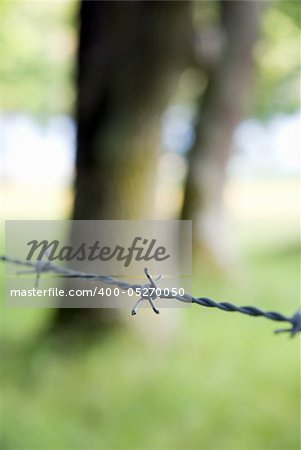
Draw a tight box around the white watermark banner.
[5,220,192,308]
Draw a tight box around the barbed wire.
[1,255,300,337]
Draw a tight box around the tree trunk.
[52,1,192,332]
[181,0,262,266]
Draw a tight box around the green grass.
[0,219,300,449]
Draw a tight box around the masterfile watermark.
[5,220,192,308]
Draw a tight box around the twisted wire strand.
[1,255,300,337]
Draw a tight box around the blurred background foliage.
[0,0,299,118]
[253,1,300,117]
[0,0,76,117]
[0,1,300,449]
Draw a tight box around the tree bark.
[52,1,192,332]
[181,0,262,265]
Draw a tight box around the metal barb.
[34,258,53,288]
[16,259,52,288]
[131,268,162,315]
[275,310,301,337]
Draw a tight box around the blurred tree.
[181,1,263,265]
[1,0,297,333]
[52,1,192,331]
